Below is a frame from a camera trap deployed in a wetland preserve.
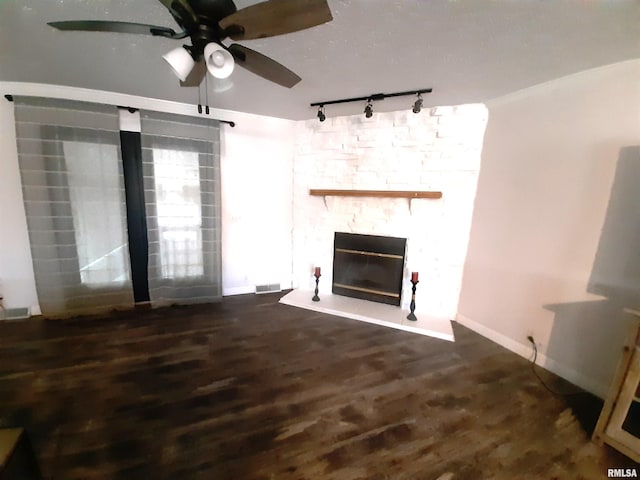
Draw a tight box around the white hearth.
[279,289,454,341]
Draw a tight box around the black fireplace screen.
[332,232,407,306]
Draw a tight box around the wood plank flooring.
[0,292,638,479]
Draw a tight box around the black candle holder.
[312,273,321,302]
[407,280,419,321]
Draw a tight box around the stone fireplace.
[291,105,488,319]
[332,232,406,306]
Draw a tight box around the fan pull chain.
[197,81,203,114]
[205,73,210,115]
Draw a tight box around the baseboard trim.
[455,313,609,399]
[223,286,256,296]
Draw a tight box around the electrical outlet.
[526,335,543,351]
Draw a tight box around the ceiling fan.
[47,0,333,88]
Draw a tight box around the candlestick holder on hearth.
[407,273,419,321]
[312,267,321,302]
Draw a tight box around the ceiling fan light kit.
[310,89,433,122]
[162,45,196,81]
[48,0,333,88]
[204,43,234,79]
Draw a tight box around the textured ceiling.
[1,0,639,120]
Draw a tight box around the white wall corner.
[455,313,610,398]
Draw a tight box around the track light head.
[412,93,423,114]
[364,101,373,119]
[317,105,326,122]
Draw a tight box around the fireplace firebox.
[332,232,407,306]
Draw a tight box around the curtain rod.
[4,95,235,127]
[116,106,235,127]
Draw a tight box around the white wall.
[221,114,295,295]
[0,97,39,311]
[292,106,488,318]
[458,60,640,397]
[0,82,295,310]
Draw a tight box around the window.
[152,148,204,279]
[141,109,222,306]
[64,141,129,285]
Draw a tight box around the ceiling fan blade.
[228,44,301,88]
[48,20,183,38]
[180,58,207,87]
[219,0,332,41]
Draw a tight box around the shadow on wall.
[544,146,640,396]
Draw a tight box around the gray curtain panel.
[13,97,134,316]
[140,110,222,306]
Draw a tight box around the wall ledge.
[309,189,442,199]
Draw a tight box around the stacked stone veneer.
[292,104,488,318]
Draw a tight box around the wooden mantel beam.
[309,189,442,199]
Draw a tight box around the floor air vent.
[255,283,281,294]
[0,307,31,320]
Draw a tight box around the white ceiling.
[1,0,638,120]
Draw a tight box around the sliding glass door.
[14,98,222,316]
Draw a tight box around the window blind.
[13,97,134,316]
[140,110,222,305]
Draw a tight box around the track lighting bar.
[310,88,432,107]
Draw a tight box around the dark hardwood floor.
[0,292,637,479]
